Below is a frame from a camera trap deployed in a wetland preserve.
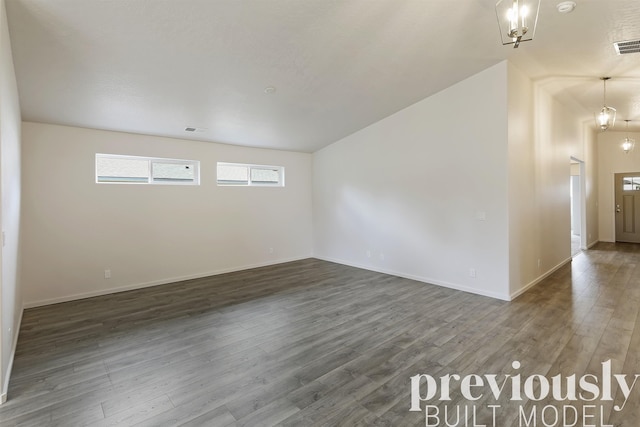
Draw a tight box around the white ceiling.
[6,0,640,152]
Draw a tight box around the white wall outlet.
[475,211,486,221]
[366,250,371,258]
[104,269,111,279]
[469,268,476,278]
[268,247,274,254]
[537,259,541,269]
[379,253,385,261]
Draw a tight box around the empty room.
[1,0,640,426]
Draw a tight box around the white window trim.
[217,162,285,187]
[96,153,200,185]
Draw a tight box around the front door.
[615,173,640,243]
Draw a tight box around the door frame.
[570,157,587,250]
[613,171,640,243]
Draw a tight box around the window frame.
[96,153,200,186]
[216,162,285,187]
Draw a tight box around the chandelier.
[495,0,541,48]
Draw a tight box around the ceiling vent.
[614,39,640,55]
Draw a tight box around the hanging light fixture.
[622,120,635,154]
[595,77,616,131]
[495,0,541,48]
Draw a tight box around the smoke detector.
[556,1,576,13]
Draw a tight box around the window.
[623,177,640,191]
[96,154,199,185]
[217,162,284,187]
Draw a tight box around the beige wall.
[506,62,536,297]
[21,122,313,307]
[507,63,598,298]
[313,60,600,301]
[597,130,640,242]
[0,0,22,403]
[313,62,511,299]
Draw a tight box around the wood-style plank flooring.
[2,242,640,426]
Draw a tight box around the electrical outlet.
[366,250,371,258]
[379,253,385,261]
[469,268,476,278]
[537,259,541,269]
[268,247,274,254]
[104,269,111,279]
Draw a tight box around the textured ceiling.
[6,0,640,152]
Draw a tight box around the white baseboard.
[314,255,511,301]
[509,256,572,300]
[24,256,312,308]
[1,304,24,405]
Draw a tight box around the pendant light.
[595,77,616,131]
[495,0,541,48]
[622,120,635,154]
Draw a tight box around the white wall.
[584,129,599,250]
[507,63,598,297]
[313,61,599,301]
[571,175,581,235]
[21,122,313,306]
[313,62,511,300]
[506,62,536,297]
[569,163,581,235]
[0,0,22,404]
[597,130,640,242]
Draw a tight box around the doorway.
[615,173,640,243]
[570,158,586,256]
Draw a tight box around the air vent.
[614,39,640,55]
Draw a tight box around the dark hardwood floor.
[1,242,639,426]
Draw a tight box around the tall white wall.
[571,175,581,235]
[597,130,640,242]
[507,64,598,297]
[506,63,536,297]
[21,122,313,307]
[313,61,599,301]
[313,62,510,299]
[0,0,22,404]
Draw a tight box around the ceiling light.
[495,0,541,48]
[622,120,635,154]
[595,77,616,131]
[556,1,576,13]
